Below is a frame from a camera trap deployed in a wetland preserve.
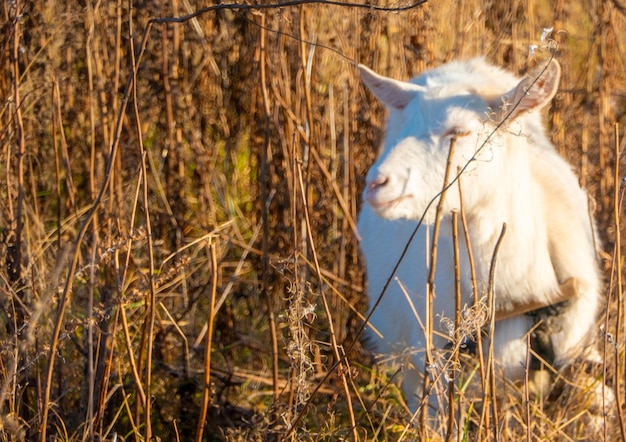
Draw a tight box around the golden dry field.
[1,0,626,440]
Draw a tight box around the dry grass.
[1,0,625,440]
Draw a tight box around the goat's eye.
[443,128,471,138]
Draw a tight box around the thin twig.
[259,13,280,412]
[195,243,218,442]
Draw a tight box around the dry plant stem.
[8,4,26,425]
[118,160,148,412]
[329,85,340,292]
[259,15,280,408]
[195,244,218,442]
[95,311,119,435]
[458,174,488,432]
[138,157,157,439]
[525,333,532,442]
[288,131,299,419]
[131,25,157,441]
[51,81,63,284]
[10,0,25,307]
[342,84,353,269]
[446,210,461,442]
[596,0,611,203]
[161,14,176,166]
[287,128,305,420]
[421,135,458,433]
[116,368,140,436]
[101,382,127,438]
[612,123,626,440]
[85,2,101,436]
[131,2,150,431]
[38,16,155,442]
[119,299,147,407]
[2,0,27,429]
[52,79,76,209]
[295,160,358,441]
[485,223,507,442]
[602,129,625,440]
[86,240,98,441]
[112,0,123,139]
[300,8,315,203]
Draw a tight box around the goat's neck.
[452,149,559,304]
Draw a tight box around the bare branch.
[149,0,428,25]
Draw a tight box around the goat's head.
[360,59,561,222]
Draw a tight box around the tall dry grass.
[1,0,625,440]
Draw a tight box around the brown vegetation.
[1,0,625,440]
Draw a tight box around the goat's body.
[358,58,602,412]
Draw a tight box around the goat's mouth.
[366,194,413,216]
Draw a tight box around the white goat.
[357,58,602,413]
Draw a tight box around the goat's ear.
[494,59,561,122]
[358,64,424,110]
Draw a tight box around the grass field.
[1,0,626,440]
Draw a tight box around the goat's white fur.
[358,58,601,412]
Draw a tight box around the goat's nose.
[367,175,389,190]
[365,175,389,201]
